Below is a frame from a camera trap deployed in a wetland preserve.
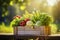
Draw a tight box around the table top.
[0,33,14,35]
[48,34,60,36]
[0,33,60,37]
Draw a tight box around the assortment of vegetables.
[11,11,54,28]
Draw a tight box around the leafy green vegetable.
[30,12,54,26]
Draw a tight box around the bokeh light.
[9,1,14,6]
[20,5,26,10]
[5,11,9,16]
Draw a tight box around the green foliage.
[0,22,13,33]
[30,12,54,26]
[10,11,54,27]
[49,24,57,34]
[10,17,25,27]
[39,13,53,26]
[0,26,13,33]
[22,10,33,19]
[10,17,20,26]
[30,11,41,23]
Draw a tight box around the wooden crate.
[14,26,51,36]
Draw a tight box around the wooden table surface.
[0,33,60,40]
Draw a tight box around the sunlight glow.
[30,0,43,10]
[47,0,57,6]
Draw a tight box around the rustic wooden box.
[14,26,51,36]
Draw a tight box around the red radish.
[19,21,26,26]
